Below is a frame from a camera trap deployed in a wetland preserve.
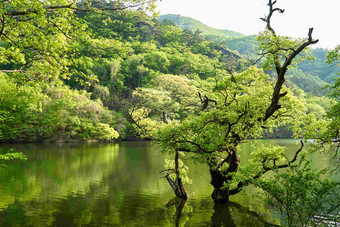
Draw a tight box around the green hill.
[159,14,244,39]
[158,14,257,57]
[159,14,339,92]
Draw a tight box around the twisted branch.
[229,140,304,195]
[260,1,319,123]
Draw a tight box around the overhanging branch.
[4,0,156,17]
[229,140,304,195]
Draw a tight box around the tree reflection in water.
[211,203,236,227]
[165,197,280,226]
[0,142,298,226]
[165,197,187,227]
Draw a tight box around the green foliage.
[255,158,340,227]
[42,85,120,141]
[0,72,43,140]
[287,69,327,96]
[131,66,306,162]
[248,144,287,171]
[299,48,340,84]
[0,0,335,148]
[257,30,314,71]
[0,0,89,82]
[0,73,119,142]
[318,46,340,167]
[119,54,160,89]
[131,74,200,127]
[164,156,192,185]
[327,46,340,67]
[159,14,244,39]
[225,35,258,57]
[158,24,185,45]
[129,107,160,138]
[143,51,170,72]
[326,78,340,138]
[226,143,288,190]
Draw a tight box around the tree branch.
[229,140,304,195]
[260,1,319,123]
[48,19,73,40]
[5,1,156,17]
[260,0,285,36]
[5,4,75,16]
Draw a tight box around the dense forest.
[0,0,338,143]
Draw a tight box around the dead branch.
[260,0,285,35]
[260,1,318,123]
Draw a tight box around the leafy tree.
[143,51,170,73]
[130,0,319,203]
[0,72,119,142]
[0,0,87,81]
[0,0,157,82]
[0,72,44,140]
[256,156,340,227]
[321,46,340,167]
[42,84,120,141]
[119,54,160,89]
[157,23,185,45]
[131,74,199,122]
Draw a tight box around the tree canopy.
[130,0,323,203]
[0,0,157,82]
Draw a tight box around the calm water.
[0,140,333,226]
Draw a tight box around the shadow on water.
[214,201,281,227]
[164,196,280,227]
[165,197,187,227]
[211,203,236,227]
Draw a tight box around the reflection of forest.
[0,143,119,225]
[0,142,174,226]
[0,140,330,226]
[0,143,120,203]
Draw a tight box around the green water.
[0,140,333,226]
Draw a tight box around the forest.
[0,0,339,226]
[0,0,338,143]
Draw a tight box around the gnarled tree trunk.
[210,148,240,203]
[165,150,188,200]
[210,168,230,203]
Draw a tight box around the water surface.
[0,140,333,226]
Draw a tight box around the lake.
[0,140,334,226]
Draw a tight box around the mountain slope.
[159,14,244,39]
[159,14,256,56]
[158,14,339,94]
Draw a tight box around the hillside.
[160,14,339,94]
[159,14,244,39]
